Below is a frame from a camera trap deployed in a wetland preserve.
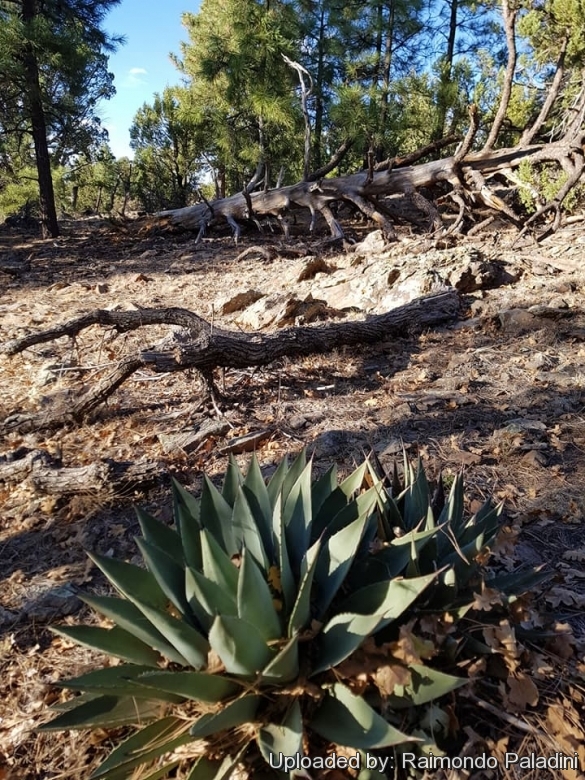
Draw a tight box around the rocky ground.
[1,215,585,778]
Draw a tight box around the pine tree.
[0,0,121,236]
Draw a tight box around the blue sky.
[100,0,199,158]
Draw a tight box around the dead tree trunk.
[155,95,585,244]
[0,290,460,436]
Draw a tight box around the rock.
[320,280,365,311]
[24,584,81,622]
[296,257,334,281]
[220,289,264,315]
[235,294,284,329]
[449,259,519,293]
[353,229,387,257]
[498,309,538,333]
[289,414,308,430]
[96,282,109,293]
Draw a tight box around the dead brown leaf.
[505,672,539,711]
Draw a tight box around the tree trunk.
[21,0,60,239]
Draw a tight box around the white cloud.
[124,67,148,87]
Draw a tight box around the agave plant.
[41,450,522,779]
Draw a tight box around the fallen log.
[156,119,585,243]
[0,448,166,495]
[0,289,461,435]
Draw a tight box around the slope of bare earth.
[0,215,584,779]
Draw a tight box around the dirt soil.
[1,215,585,779]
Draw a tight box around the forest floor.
[1,213,585,779]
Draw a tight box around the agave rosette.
[43,450,521,779]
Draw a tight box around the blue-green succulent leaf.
[288,539,321,636]
[136,507,184,566]
[89,716,191,778]
[135,537,191,617]
[311,683,416,749]
[50,625,161,667]
[190,695,260,738]
[238,549,281,641]
[209,615,274,675]
[39,695,161,731]
[201,528,239,596]
[135,671,240,702]
[80,595,188,665]
[257,699,303,766]
[261,635,299,682]
[87,553,168,611]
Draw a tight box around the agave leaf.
[314,513,369,617]
[186,757,231,780]
[172,477,201,523]
[54,665,183,701]
[201,474,235,554]
[136,507,184,566]
[462,502,503,547]
[339,461,369,497]
[312,461,368,539]
[201,528,239,596]
[283,461,313,573]
[273,495,295,617]
[281,448,307,504]
[222,453,244,506]
[315,573,437,673]
[132,600,210,669]
[88,553,168,611]
[486,565,548,596]
[190,695,260,738]
[437,472,465,535]
[89,716,191,779]
[266,454,289,507]
[311,683,415,749]
[261,635,299,682]
[186,744,250,780]
[349,537,415,588]
[186,566,238,621]
[243,453,274,559]
[322,486,379,541]
[39,695,161,731]
[81,595,189,666]
[311,464,337,519]
[232,486,270,572]
[389,664,467,708]
[402,459,431,531]
[135,671,240,702]
[288,539,321,636]
[312,612,381,674]
[138,761,182,780]
[51,625,161,667]
[340,571,437,617]
[172,479,202,571]
[257,699,303,766]
[237,549,281,641]
[136,537,191,617]
[209,615,274,675]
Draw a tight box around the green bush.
[42,451,543,779]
